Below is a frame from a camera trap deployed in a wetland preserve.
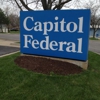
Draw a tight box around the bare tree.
[0,8,9,33]
[8,14,19,30]
[3,6,11,32]
[2,6,19,32]
[91,9,100,38]
[82,0,100,38]
[1,0,74,10]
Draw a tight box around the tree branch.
[14,0,23,11]
[41,0,48,10]
[20,0,33,10]
[48,0,52,9]
[53,0,72,10]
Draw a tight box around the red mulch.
[14,56,83,75]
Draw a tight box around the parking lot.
[0,46,19,57]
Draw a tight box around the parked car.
[10,28,19,31]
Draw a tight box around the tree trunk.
[93,29,95,38]
[1,24,3,33]
[7,25,10,33]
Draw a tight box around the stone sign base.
[21,54,88,70]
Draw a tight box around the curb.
[10,43,20,48]
[0,51,20,58]
[91,51,100,55]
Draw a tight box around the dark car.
[10,28,19,31]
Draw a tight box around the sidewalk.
[0,39,20,48]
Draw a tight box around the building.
[90,25,100,29]
[0,24,8,33]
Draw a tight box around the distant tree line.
[0,8,19,33]
[0,8,9,32]
[8,14,19,31]
[80,0,100,38]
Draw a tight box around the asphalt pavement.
[0,46,19,57]
[89,40,100,54]
[0,34,20,57]
[0,33,20,41]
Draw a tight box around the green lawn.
[9,31,20,34]
[90,37,99,40]
[0,52,100,100]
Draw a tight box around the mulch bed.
[14,56,83,75]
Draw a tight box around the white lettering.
[32,39,39,49]
[40,36,49,50]
[78,17,83,33]
[24,35,33,48]
[58,42,67,51]
[23,36,83,54]
[54,16,59,32]
[60,18,66,32]
[23,16,84,34]
[50,41,58,51]
[66,22,77,32]
[34,22,42,31]
[77,38,82,53]
[66,42,76,52]
[23,17,34,31]
[43,22,53,35]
